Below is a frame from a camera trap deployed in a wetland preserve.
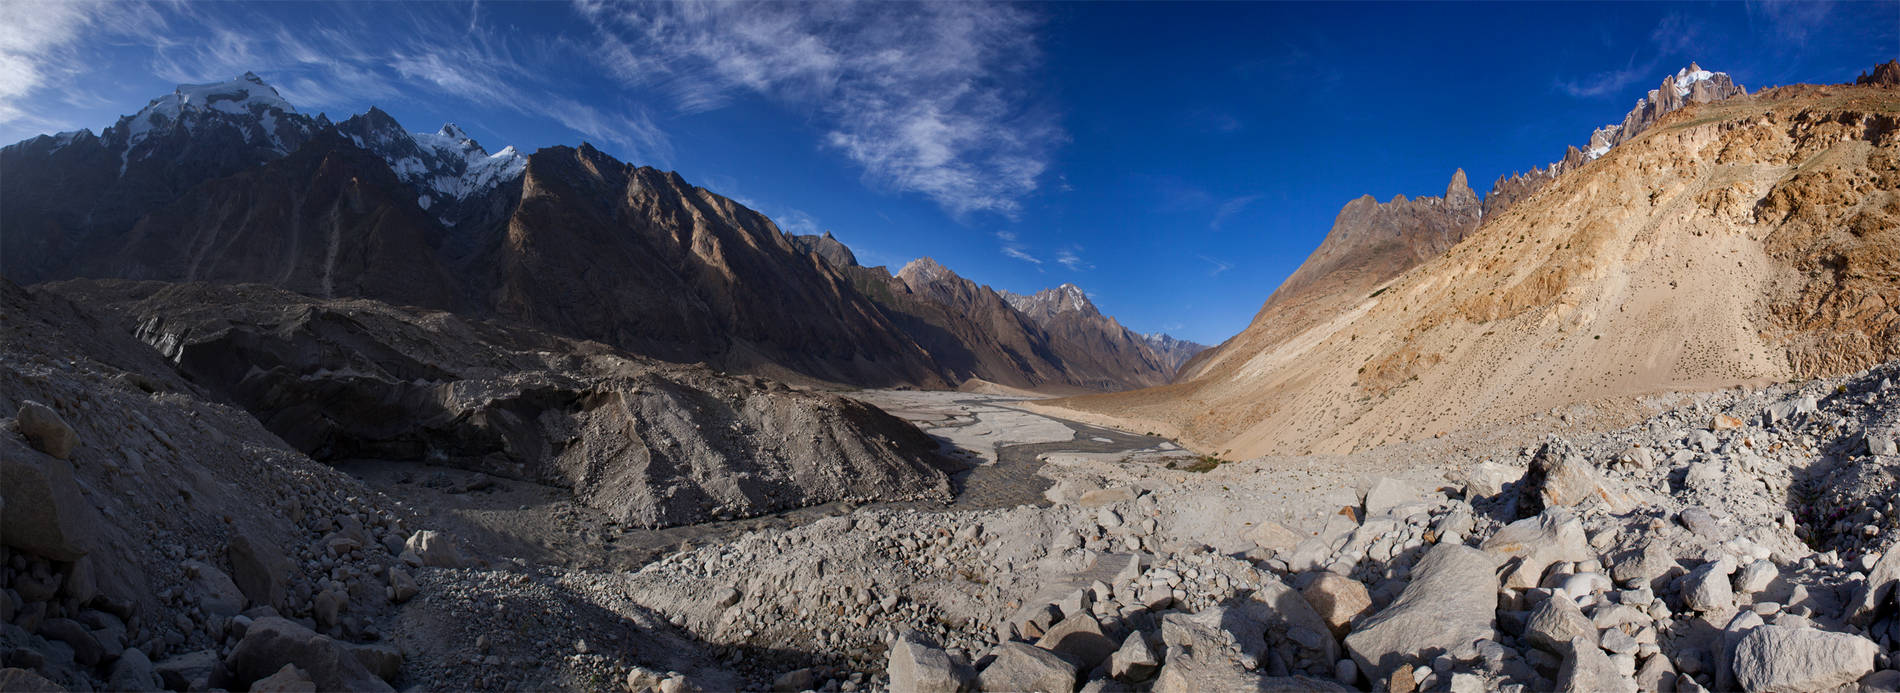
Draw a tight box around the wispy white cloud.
[576,0,1060,217]
[1055,247,1091,271]
[1197,254,1233,277]
[1,2,672,163]
[997,230,1041,264]
[1210,194,1262,230]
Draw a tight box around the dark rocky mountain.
[1139,332,1211,376]
[3,72,1197,393]
[1000,284,1173,390]
[2,74,953,388]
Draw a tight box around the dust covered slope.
[1045,81,1900,459]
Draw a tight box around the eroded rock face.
[48,280,953,528]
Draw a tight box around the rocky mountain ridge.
[1046,70,1900,460]
[2,73,1186,394]
[1485,64,1748,218]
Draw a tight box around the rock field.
[11,271,1900,692]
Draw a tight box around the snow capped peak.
[338,108,524,209]
[1670,64,1717,98]
[438,123,469,140]
[111,72,317,174]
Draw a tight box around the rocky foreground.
[10,272,1900,692]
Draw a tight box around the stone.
[1683,563,1734,613]
[1684,461,1723,492]
[1519,439,1629,515]
[1458,462,1517,499]
[978,642,1075,693]
[1154,613,1349,692]
[1246,521,1303,554]
[1731,625,1877,692]
[17,401,77,459]
[389,567,418,603]
[228,535,291,611]
[156,650,220,691]
[0,668,64,692]
[1078,487,1137,507]
[1557,636,1635,693]
[1008,602,1061,641]
[41,617,105,666]
[1852,548,1900,625]
[1711,414,1744,431]
[887,632,964,693]
[349,643,402,683]
[1110,632,1157,681]
[1610,540,1677,587]
[1301,572,1373,639]
[1677,507,1722,539]
[1634,653,1675,691]
[403,530,465,568]
[1344,544,1499,683]
[223,617,393,692]
[1035,614,1117,671]
[1735,560,1777,595]
[0,449,100,561]
[1362,477,1416,517]
[1525,596,1594,653]
[108,647,161,692]
[252,663,318,693]
[1482,510,1593,589]
[184,559,246,617]
[773,668,820,692]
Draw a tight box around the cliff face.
[1001,284,1174,391]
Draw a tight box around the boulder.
[887,632,964,693]
[1731,625,1877,692]
[1078,487,1137,507]
[1035,614,1117,671]
[108,647,161,692]
[1300,572,1372,639]
[223,617,393,693]
[1362,478,1417,517]
[184,560,246,618]
[1481,510,1592,589]
[0,668,64,692]
[1455,462,1517,499]
[1246,572,1342,666]
[0,449,99,561]
[17,401,77,459]
[1610,539,1677,588]
[1683,563,1734,613]
[1110,632,1157,681]
[1525,596,1595,653]
[977,642,1075,693]
[1852,548,1900,625]
[1155,613,1349,692]
[252,663,318,693]
[227,535,291,611]
[1344,544,1498,683]
[1556,636,1635,693]
[1520,440,1628,514]
[349,642,402,683]
[1246,522,1303,555]
[40,617,105,666]
[156,650,220,691]
[388,567,418,603]
[403,531,465,569]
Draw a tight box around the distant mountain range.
[0,74,1199,393]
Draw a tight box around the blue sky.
[4,1,1895,344]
